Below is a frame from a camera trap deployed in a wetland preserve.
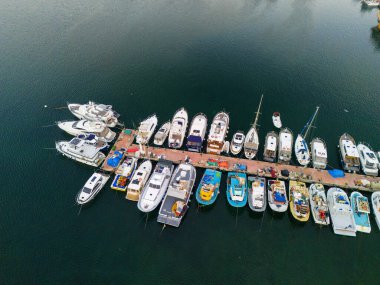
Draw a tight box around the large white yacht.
[357,143,379,176]
[154,121,171,146]
[230,131,245,155]
[76,172,110,205]
[263,131,278,162]
[136,114,158,145]
[57,120,116,142]
[278,128,293,164]
[310,137,328,169]
[206,111,230,155]
[68,101,119,127]
[186,113,208,152]
[137,160,174,213]
[339,133,360,173]
[168,108,188,149]
[126,160,153,201]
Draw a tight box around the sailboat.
[294,106,319,166]
[244,95,263,159]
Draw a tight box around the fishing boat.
[272,112,282,129]
[338,133,360,173]
[206,111,230,155]
[357,143,379,176]
[111,157,137,191]
[244,95,263,159]
[362,0,379,7]
[195,169,222,206]
[168,108,188,148]
[125,160,153,201]
[186,113,208,152]
[226,172,248,207]
[137,159,174,213]
[310,137,328,170]
[135,114,158,145]
[157,163,196,227]
[263,131,278,162]
[289,181,310,222]
[154,121,171,146]
[309,184,330,226]
[371,192,380,230]
[327,187,356,237]
[294,107,319,166]
[57,120,116,142]
[350,191,371,233]
[247,176,266,212]
[230,131,245,155]
[67,101,119,127]
[278,128,293,164]
[76,171,110,205]
[267,180,288,212]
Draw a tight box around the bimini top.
[314,141,327,158]
[342,139,359,158]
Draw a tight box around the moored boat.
[125,160,153,201]
[357,143,379,176]
[195,169,222,206]
[310,137,328,170]
[76,171,110,205]
[339,133,360,173]
[186,113,208,152]
[247,176,266,212]
[230,131,245,155]
[226,172,248,207]
[362,0,379,7]
[350,191,371,234]
[68,101,119,127]
[57,120,116,142]
[278,128,293,164]
[371,192,380,230]
[206,111,230,155]
[272,112,282,129]
[309,184,330,226]
[135,114,158,145]
[267,180,288,212]
[111,157,138,191]
[289,180,310,222]
[168,108,188,149]
[244,95,263,160]
[104,150,124,171]
[263,131,278,162]
[154,121,171,146]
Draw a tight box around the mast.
[304,106,319,139]
[253,94,264,129]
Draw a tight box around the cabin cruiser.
[138,160,174,213]
[136,114,158,145]
[350,191,371,234]
[230,131,245,155]
[157,163,196,227]
[154,121,171,146]
[226,172,248,207]
[309,184,330,226]
[371,192,380,230]
[206,112,230,155]
[68,101,119,127]
[272,112,282,129]
[186,113,207,152]
[327,187,356,237]
[357,143,379,176]
[289,181,310,222]
[76,171,110,205]
[339,133,360,173]
[111,157,137,191]
[310,138,327,170]
[247,176,266,212]
[267,180,288,212]
[263,131,278,162]
[168,108,188,148]
[278,128,293,164]
[126,160,153,201]
[57,120,116,142]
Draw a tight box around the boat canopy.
[328,169,345,178]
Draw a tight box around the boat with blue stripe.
[350,191,371,233]
[226,172,248,207]
[195,169,222,205]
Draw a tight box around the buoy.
[44,105,48,108]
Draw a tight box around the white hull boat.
[111,157,138,191]
[371,192,380,230]
[357,143,379,176]
[136,114,158,145]
[350,191,371,234]
[206,112,229,155]
[168,108,188,149]
[339,133,360,173]
[309,184,330,225]
[68,101,119,127]
[57,120,116,142]
[362,0,379,7]
[248,176,266,212]
[267,180,288,212]
[244,127,259,160]
[230,131,245,155]
[76,171,110,205]
[311,137,327,170]
[126,160,153,201]
[154,121,171,146]
[186,113,207,152]
[263,131,278,162]
[272,112,282,129]
[278,128,293,164]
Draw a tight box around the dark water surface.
[1,0,380,284]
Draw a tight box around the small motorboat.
[289,180,310,222]
[154,121,171,146]
[350,191,371,234]
[362,0,379,7]
[371,192,380,230]
[226,172,248,207]
[272,112,282,129]
[76,171,110,205]
[263,131,278,162]
[230,131,245,155]
[125,160,153,201]
[111,157,138,191]
[195,169,222,206]
[135,114,158,145]
[247,176,266,212]
[357,143,379,176]
[309,184,330,226]
[267,180,288,213]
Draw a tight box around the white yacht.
[154,121,171,146]
[137,160,174,213]
[357,143,379,176]
[309,184,330,226]
[371,192,380,230]
[186,113,208,152]
[76,172,110,205]
[278,128,293,164]
[136,114,158,145]
[247,176,266,212]
[327,187,356,237]
[244,95,263,160]
[206,111,230,155]
[55,134,107,167]
[339,133,360,173]
[57,120,116,142]
[68,101,119,127]
[230,131,245,155]
[263,131,278,162]
[157,163,196,227]
[267,180,288,213]
[111,157,138,191]
[126,160,153,201]
[168,108,188,149]
[310,138,327,170]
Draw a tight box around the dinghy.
[272,112,282,129]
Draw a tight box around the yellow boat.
[289,180,310,222]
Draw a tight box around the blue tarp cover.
[328,169,345,178]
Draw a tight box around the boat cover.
[328,169,345,178]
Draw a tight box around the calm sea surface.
[1,0,380,284]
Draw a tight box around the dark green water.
[1,0,380,284]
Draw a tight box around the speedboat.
[138,159,174,213]
[247,176,266,212]
[267,180,288,212]
[339,133,360,173]
[362,0,379,7]
[104,150,124,171]
[371,192,380,230]
[186,113,208,152]
[309,184,330,226]
[272,112,282,128]
[350,191,371,234]
[57,120,116,142]
[226,172,248,207]
[289,181,310,222]
[168,108,188,148]
[310,138,328,170]
[195,169,222,206]
[76,171,110,205]
[111,157,137,191]
[263,131,278,162]
[67,101,119,127]
[206,112,230,155]
[327,187,356,237]
[126,160,153,201]
[154,121,171,146]
[136,114,158,145]
[278,128,293,164]
[157,163,196,227]
[357,143,379,176]
[230,131,245,155]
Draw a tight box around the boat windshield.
[83,187,92,194]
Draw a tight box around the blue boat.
[195,169,222,205]
[106,150,124,169]
[350,191,371,233]
[226,172,248,207]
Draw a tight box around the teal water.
[1,0,380,284]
